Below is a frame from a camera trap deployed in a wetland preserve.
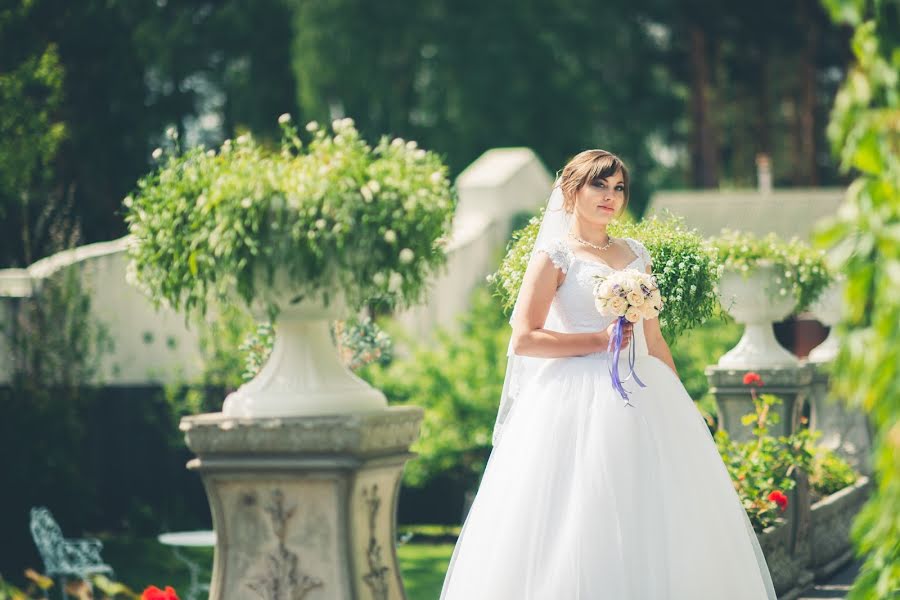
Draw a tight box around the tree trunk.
[797,0,819,185]
[757,48,771,159]
[689,24,718,188]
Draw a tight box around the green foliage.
[715,391,819,533]
[809,447,860,500]
[0,265,114,574]
[814,0,900,596]
[359,286,508,490]
[489,211,720,342]
[0,39,65,220]
[670,316,743,424]
[713,229,832,312]
[125,118,456,319]
[332,316,394,372]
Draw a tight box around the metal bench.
[29,507,114,599]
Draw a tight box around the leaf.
[91,575,137,598]
[852,130,883,175]
[23,569,53,590]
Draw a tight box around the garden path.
[796,558,863,599]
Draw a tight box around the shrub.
[489,211,720,342]
[359,286,508,490]
[124,117,455,319]
[712,229,831,313]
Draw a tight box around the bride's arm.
[510,252,627,358]
[642,264,679,377]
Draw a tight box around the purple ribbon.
[606,316,647,407]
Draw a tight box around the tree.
[814,0,900,596]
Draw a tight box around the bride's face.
[572,169,626,227]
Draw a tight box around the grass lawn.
[96,534,454,599]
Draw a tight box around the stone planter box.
[809,476,871,579]
[758,518,813,600]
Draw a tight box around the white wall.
[0,238,204,385]
[395,148,552,336]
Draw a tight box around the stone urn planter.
[123,119,456,600]
[717,263,799,369]
[807,279,845,364]
[222,270,386,418]
[809,476,872,578]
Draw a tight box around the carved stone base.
[807,363,874,477]
[706,365,813,443]
[180,406,424,600]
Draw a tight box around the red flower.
[142,587,179,600]
[767,490,788,512]
[742,372,763,386]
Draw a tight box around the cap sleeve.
[534,239,572,274]
[624,237,653,269]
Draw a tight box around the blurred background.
[0,0,873,593]
[1,0,854,269]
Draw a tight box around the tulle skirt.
[439,353,776,600]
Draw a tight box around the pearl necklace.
[568,231,614,252]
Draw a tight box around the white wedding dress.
[439,237,777,600]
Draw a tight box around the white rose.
[595,298,613,316]
[406,140,418,150]
[306,120,319,132]
[641,303,659,319]
[596,280,613,299]
[624,306,642,323]
[609,296,627,316]
[626,290,645,306]
[151,148,163,160]
[384,230,397,244]
[373,272,387,286]
[430,171,443,184]
[361,185,374,202]
[368,180,381,194]
[315,219,327,230]
[650,289,662,303]
[278,113,291,124]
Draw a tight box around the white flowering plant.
[713,229,831,312]
[490,212,720,342]
[124,116,456,318]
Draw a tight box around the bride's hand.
[601,320,633,350]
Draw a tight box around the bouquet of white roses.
[593,269,663,406]
[593,269,663,323]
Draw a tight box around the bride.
[439,149,777,599]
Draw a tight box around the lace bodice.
[536,237,653,356]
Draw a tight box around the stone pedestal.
[806,362,873,477]
[180,406,424,600]
[706,365,813,443]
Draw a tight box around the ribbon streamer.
[606,315,647,407]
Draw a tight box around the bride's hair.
[558,149,630,213]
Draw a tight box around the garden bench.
[29,506,114,599]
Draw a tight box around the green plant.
[715,373,819,533]
[813,1,899,596]
[0,571,137,600]
[713,229,832,313]
[489,211,720,342]
[359,285,509,490]
[124,117,455,319]
[809,448,860,501]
